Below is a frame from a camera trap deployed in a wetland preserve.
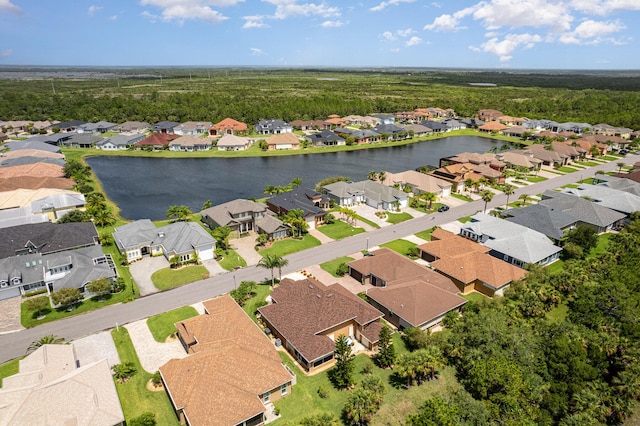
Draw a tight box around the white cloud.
[140,0,240,24]
[370,0,415,12]
[109,15,118,20]
[471,0,573,32]
[243,15,268,28]
[264,0,340,20]
[558,19,624,44]
[570,0,640,15]
[405,36,422,46]
[88,5,102,16]
[424,6,475,31]
[0,49,13,58]
[397,28,414,37]
[250,47,264,55]
[321,20,343,27]
[0,0,20,14]
[471,33,542,62]
[380,31,396,41]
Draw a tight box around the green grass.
[601,155,620,161]
[458,216,473,223]
[415,227,436,241]
[151,265,210,291]
[0,358,20,388]
[217,248,247,271]
[317,221,365,240]
[386,212,413,224]
[462,292,488,303]
[545,259,565,275]
[556,166,578,173]
[561,184,579,189]
[546,302,569,323]
[242,282,273,321]
[589,233,613,258]
[450,193,473,202]
[356,214,380,229]
[146,306,199,343]
[320,256,355,277]
[526,176,548,183]
[574,161,600,167]
[111,328,180,425]
[379,239,418,257]
[21,288,133,328]
[544,169,566,175]
[259,234,321,257]
[272,333,460,425]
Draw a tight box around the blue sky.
[1,0,640,69]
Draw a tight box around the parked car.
[619,149,629,155]
[437,205,450,212]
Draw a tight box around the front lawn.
[217,248,247,271]
[241,281,273,320]
[151,265,210,291]
[451,193,473,202]
[317,221,365,240]
[574,161,600,167]
[111,328,180,425]
[259,234,321,257]
[458,216,473,223]
[415,227,436,241]
[320,256,355,277]
[21,288,133,329]
[556,166,578,173]
[0,358,20,388]
[526,176,548,183]
[356,215,380,229]
[379,239,418,257]
[386,212,413,224]
[146,306,199,343]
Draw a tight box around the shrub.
[317,385,329,398]
[129,412,156,426]
[50,288,83,308]
[335,262,349,277]
[112,361,137,383]
[151,371,162,386]
[110,277,125,293]
[324,213,335,224]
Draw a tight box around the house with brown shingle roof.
[0,162,64,179]
[381,170,452,197]
[258,277,383,372]
[478,121,508,133]
[348,248,466,330]
[162,294,293,426]
[266,132,301,150]
[419,228,527,297]
[134,133,177,150]
[477,109,503,122]
[209,118,248,136]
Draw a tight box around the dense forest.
[0,68,639,129]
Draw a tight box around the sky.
[1,0,640,69]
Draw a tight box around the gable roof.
[267,132,300,146]
[267,187,327,218]
[162,295,292,426]
[0,344,124,426]
[562,183,640,214]
[0,221,98,259]
[540,190,626,228]
[113,220,215,255]
[258,278,383,363]
[135,132,177,147]
[382,170,452,193]
[201,199,267,228]
[504,203,577,241]
[3,140,62,153]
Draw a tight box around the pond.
[87,136,500,220]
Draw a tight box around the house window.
[281,384,288,396]
[263,392,270,403]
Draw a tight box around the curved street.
[0,154,636,364]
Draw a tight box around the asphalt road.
[0,155,636,363]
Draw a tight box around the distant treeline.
[0,69,639,129]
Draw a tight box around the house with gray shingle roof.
[0,221,98,259]
[152,121,180,134]
[540,190,625,233]
[173,121,212,136]
[305,130,345,146]
[561,184,640,216]
[322,180,408,211]
[4,140,62,153]
[78,121,117,134]
[59,132,103,148]
[96,133,145,150]
[503,203,577,243]
[267,187,328,230]
[113,219,215,263]
[597,176,640,197]
[254,119,293,135]
[201,199,289,239]
[460,213,562,268]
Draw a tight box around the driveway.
[230,233,263,266]
[126,318,187,373]
[202,258,226,276]
[129,256,169,297]
[73,331,120,368]
[0,297,23,334]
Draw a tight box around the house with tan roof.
[498,115,525,126]
[217,134,252,151]
[419,228,527,296]
[266,132,300,150]
[0,162,64,179]
[445,152,506,171]
[163,294,294,426]
[498,151,543,171]
[289,120,331,131]
[115,121,150,134]
[258,277,383,372]
[0,344,124,426]
[0,176,74,192]
[382,170,452,197]
[348,248,466,330]
[168,135,213,152]
[478,121,508,133]
[209,118,248,136]
[428,162,502,192]
[477,109,503,122]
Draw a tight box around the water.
[87,136,499,220]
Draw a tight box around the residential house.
[48,120,86,132]
[0,245,116,300]
[161,295,294,426]
[134,133,177,150]
[498,151,543,172]
[0,163,65,179]
[341,115,381,127]
[498,115,525,126]
[459,213,562,268]
[1,120,31,133]
[113,219,215,263]
[324,115,346,127]
[442,118,466,131]
[445,152,506,171]
[289,120,331,131]
[598,175,640,197]
[266,132,300,150]
[259,277,383,372]
[77,121,117,134]
[372,114,395,124]
[96,134,145,150]
[30,191,87,221]
[523,144,569,167]
[0,221,99,259]
[561,184,640,216]
[217,134,252,151]
[22,133,71,148]
[429,162,501,192]
[255,119,293,135]
[0,155,65,169]
[382,170,452,197]
[267,187,328,230]
[420,121,449,133]
[0,206,49,229]
[0,176,74,192]
[553,122,591,134]
[115,121,150,134]
[373,123,407,139]
[348,248,466,330]
[322,180,408,210]
[477,109,503,122]
[209,118,248,136]
[4,140,62,153]
[503,203,578,243]
[168,135,213,152]
[31,120,59,132]
[540,190,626,233]
[0,344,124,425]
[419,228,527,296]
[306,130,345,146]
[201,199,289,239]
[59,133,103,148]
[152,121,180,134]
[173,121,212,136]
[593,123,633,139]
[429,107,456,118]
[502,125,529,138]
[0,188,80,211]
[333,128,381,144]
[478,121,508,133]
[395,109,432,123]
[399,123,432,137]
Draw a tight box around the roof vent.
[316,294,321,299]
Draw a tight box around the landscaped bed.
[151,265,210,291]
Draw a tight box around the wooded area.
[1,68,639,128]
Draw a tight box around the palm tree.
[367,170,377,181]
[263,185,275,195]
[422,192,437,210]
[290,177,302,188]
[478,176,489,190]
[27,334,65,354]
[257,254,282,287]
[275,256,289,281]
[519,193,530,206]
[464,178,474,193]
[617,162,625,173]
[502,184,516,206]
[480,189,494,213]
[377,171,386,183]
